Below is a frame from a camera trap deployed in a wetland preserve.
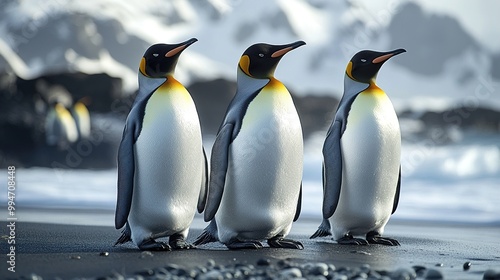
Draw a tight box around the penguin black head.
[238,41,306,79]
[139,38,198,78]
[346,49,406,84]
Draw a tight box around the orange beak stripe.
[271,47,294,58]
[166,45,188,57]
[372,53,395,64]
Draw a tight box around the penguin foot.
[226,240,263,250]
[337,234,369,245]
[114,224,132,246]
[138,239,172,251]
[310,219,332,239]
[169,234,195,250]
[268,237,304,250]
[366,231,400,246]
[194,220,218,246]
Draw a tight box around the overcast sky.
[352,0,500,51]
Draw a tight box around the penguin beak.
[271,41,306,58]
[165,38,198,57]
[372,49,406,64]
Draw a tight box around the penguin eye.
[360,58,367,63]
[152,53,159,57]
[258,53,264,58]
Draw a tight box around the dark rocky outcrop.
[0,73,339,168]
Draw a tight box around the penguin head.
[139,38,198,78]
[238,41,306,79]
[346,49,406,84]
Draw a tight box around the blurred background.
[0,0,499,225]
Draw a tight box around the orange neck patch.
[158,75,184,91]
[363,81,384,94]
[265,77,287,92]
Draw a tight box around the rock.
[412,265,427,277]
[424,268,444,280]
[198,270,223,280]
[257,258,271,266]
[279,267,302,278]
[206,259,216,268]
[390,268,417,280]
[307,262,329,276]
[483,269,500,280]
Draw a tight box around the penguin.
[45,101,79,147]
[310,49,406,246]
[194,41,305,250]
[71,98,91,140]
[114,38,208,251]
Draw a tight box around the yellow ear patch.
[239,55,251,76]
[345,61,355,80]
[139,57,149,77]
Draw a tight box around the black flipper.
[197,147,209,213]
[293,183,302,222]
[115,120,136,229]
[204,123,234,222]
[392,166,401,214]
[321,120,343,219]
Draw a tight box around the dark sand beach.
[1,209,499,279]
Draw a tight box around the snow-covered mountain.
[0,0,499,111]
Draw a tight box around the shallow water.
[1,136,499,226]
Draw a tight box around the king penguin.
[71,98,91,140]
[194,41,305,250]
[310,49,406,246]
[45,101,79,147]
[114,38,208,251]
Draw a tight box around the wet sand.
[1,212,499,279]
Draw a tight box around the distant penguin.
[114,38,208,251]
[71,98,91,140]
[310,49,406,246]
[45,102,79,147]
[194,41,306,250]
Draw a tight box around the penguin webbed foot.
[366,231,400,246]
[114,224,132,246]
[138,239,172,251]
[310,219,332,239]
[268,236,304,250]
[169,233,195,250]
[193,220,218,246]
[337,234,369,245]
[226,240,263,250]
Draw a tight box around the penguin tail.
[193,220,218,246]
[114,223,132,246]
[310,219,332,239]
